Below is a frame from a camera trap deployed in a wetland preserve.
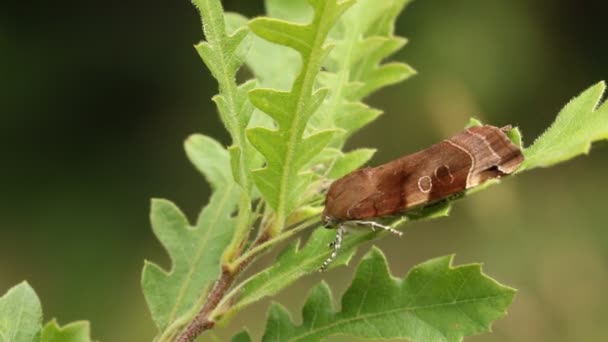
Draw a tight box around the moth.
[320,124,524,270]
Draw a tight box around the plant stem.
[222,193,253,263]
[175,268,233,342]
[175,232,270,342]
[174,214,319,342]
[230,217,319,269]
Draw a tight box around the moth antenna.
[348,220,403,237]
[319,225,345,272]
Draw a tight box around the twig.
[175,233,270,342]
[175,268,232,341]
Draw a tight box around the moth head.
[321,215,338,228]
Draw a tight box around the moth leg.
[319,224,345,272]
[348,220,403,237]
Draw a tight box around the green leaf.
[192,0,257,189]
[312,0,415,147]
[192,0,250,136]
[217,200,451,323]
[465,117,483,128]
[0,282,42,342]
[507,126,524,147]
[235,0,308,90]
[217,228,376,320]
[522,81,608,170]
[260,248,515,342]
[328,148,376,179]
[266,0,313,23]
[247,0,354,230]
[241,0,414,225]
[41,320,92,342]
[329,102,382,142]
[231,330,252,342]
[185,134,235,187]
[225,12,287,140]
[237,26,300,90]
[141,135,239,338]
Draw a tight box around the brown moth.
[319,124,524,270]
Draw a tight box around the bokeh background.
[1,0,607,341]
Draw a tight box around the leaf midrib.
[290,294,510,341]
[276,1,334,225]
[13,288,27,341]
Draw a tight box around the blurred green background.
[1,0,607,341]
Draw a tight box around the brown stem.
[175,268,233,341]
[175,233,270,342]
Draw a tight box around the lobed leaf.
[233,79,608,337]
[266,0,313,23]
[328,148,377,179]
[141,135,239,338]
[230,10,300,91]
[522,81,608,170]
[247,0,355,228]
[226,2,422,303]
[231,331,253,342]
[235,0,312,90]
[368,0,412,36]
[311,0,416,147]
[218,200,451,325]
[192,0,257,190]
[0,283,94,342]
[242,0,414,221]
[41,320,92,342]
[0,282,42,342]
[256,248,515,342]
